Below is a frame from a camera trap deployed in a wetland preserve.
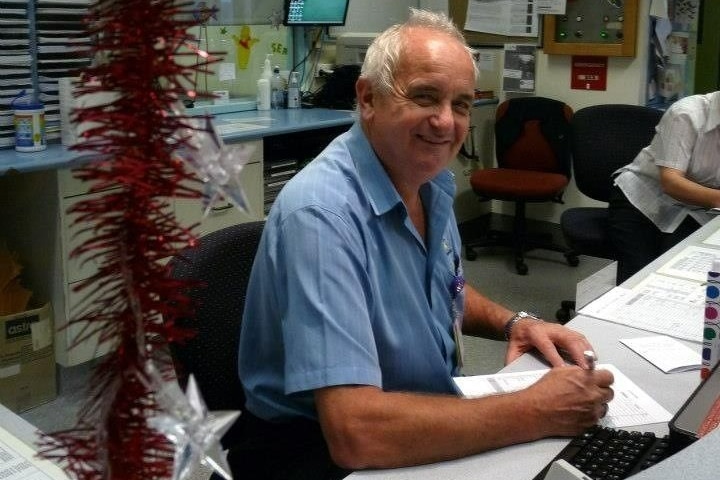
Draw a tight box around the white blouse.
[614,91,720,233]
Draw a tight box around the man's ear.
[355,77,375,120]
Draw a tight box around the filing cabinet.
[54,138,264,366]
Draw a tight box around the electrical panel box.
[543,0,638,57]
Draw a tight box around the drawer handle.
[210,202,233,212]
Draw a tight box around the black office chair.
[556,104,663,322]
[464,96,574,275]
[168,220,265,450]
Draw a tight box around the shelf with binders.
[0,0,32,148]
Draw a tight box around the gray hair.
[360,8,478,96]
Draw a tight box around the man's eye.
[453,102,471,114]
[413,94,436,105]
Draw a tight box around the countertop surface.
[1,98,498,176]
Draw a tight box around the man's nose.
[429,103,454,130]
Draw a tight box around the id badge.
[451,273,465,369]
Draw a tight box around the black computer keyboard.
[533,425,674,480]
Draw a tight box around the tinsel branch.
[35,0,222,478]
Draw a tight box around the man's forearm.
[461,284,515,339]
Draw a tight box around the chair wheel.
[465,246,477,261]
[515,260,528,275]
[565,253,579,267]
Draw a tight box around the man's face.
[358,28,476,189]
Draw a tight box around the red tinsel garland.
[36,0,220,478]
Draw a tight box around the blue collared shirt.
[239,122,464,421]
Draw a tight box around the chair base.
[460,213,578,275]
[556,300,576,324]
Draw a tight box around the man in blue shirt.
[235,8,614,479]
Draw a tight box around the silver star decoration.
[268,9,283,29]
[171,103,254,218]
[149,374,241,480]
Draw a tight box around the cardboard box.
[0,303,56,412]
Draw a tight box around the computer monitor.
[283,0,350,26]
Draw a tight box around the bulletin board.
[449,0,542,47]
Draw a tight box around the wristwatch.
[504,311,541,340]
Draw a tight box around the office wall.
[349,0,654,223]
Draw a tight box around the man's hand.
[520,365,615,437]
[505,319,594,368]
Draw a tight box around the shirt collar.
[347,122,457,217]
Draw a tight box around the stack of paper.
[35,0,93,140]
[0,0,32,147]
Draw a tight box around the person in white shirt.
[609,91,720,284]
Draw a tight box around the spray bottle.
[256,54,272,111]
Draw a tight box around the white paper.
[656,245,720,282]
[0,425,69,479]
[464,0,538,37]
[453,364,672,428]
[703,226,720,247]
[620,336,701,373]
[218,63,236,82]
[476,51,497,72]
[536,0,566,15]
[650,0,669,19]
[579,273,705,343]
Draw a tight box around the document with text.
[656,245,720,282]
[578,273,705,343]
[453,364,672,428]
[0,425,69,480]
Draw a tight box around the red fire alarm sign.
[571,56,608,91]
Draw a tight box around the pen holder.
[702,259,720,379]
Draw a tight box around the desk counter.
[0,107,358,176]
[349,217,720,480]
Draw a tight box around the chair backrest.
[571,104,663,202]
[494,96,573,177]
[168,220,265,444]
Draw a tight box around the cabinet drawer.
[174,161,264,237]
[55,281,114,366]
[58,168,120,198]
[61,191,108,283]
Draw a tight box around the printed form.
[0,425,69,480]
[579,273,705,343]
[656,245,720,282]
[453,364,672,428]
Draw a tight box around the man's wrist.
[503,311,541,340]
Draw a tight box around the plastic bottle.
[11,91,46,152]
[256,54,272,111]
[270,66,285,110]
[287,71,300,109]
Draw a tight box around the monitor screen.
[283,0,350,26]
